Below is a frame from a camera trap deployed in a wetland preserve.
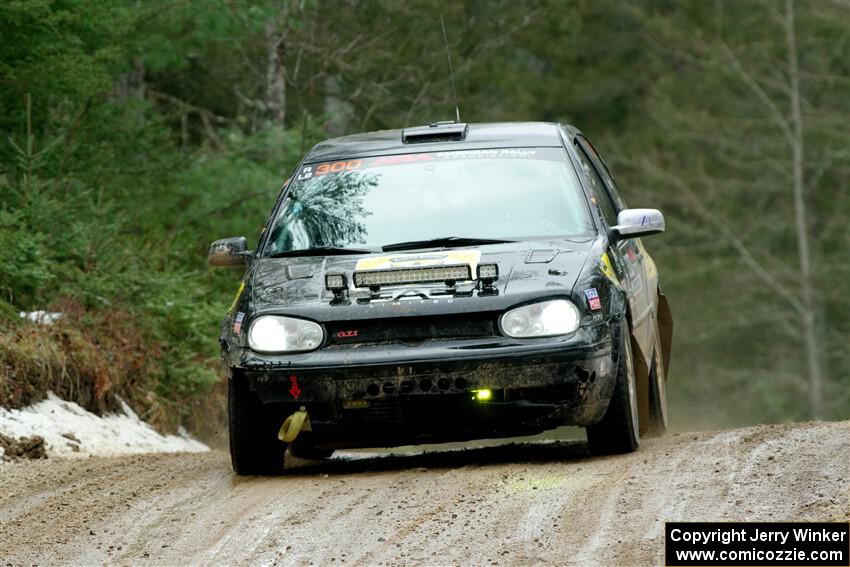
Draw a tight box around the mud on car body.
[209,121,673,475]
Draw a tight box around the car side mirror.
[208,236,252,267]
[610,208,665,241]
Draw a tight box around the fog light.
[477,263,499,282]
[472,388,492,401]
[325,273,347,290]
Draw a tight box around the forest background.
[1,0,847,437]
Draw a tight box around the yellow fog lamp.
[471,388,493,402]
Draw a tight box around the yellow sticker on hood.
[229,281,245,313]
[356,250,481,275]
[601,252,620,285]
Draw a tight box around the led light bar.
[353,264,472,288]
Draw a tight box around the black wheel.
[586,322,640,455]
[228,371,287,475]
[646,325,668,437]
[289,434,335,460]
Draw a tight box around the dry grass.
[0,299,170,429]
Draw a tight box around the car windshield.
[263,147,594,256]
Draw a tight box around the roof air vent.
[401,121,468,144]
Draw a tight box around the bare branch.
[718,41,796,148]
[638,158,807,317]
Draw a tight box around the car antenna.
[440,14,461,123]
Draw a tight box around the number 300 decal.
[316,159,363,176]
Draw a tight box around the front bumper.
[236,323,620,445]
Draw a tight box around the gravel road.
[1,420,847,566]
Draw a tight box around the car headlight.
[247,315,324,353]
[500,299,580,338]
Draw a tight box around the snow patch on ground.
[0,392,208,458]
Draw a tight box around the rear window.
[264,147,594,255]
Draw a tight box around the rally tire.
[228,371,287,475]
[586,323,640,455]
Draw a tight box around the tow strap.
[278,406,312,443]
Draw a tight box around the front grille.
[326,313,497,345]
[352,398,408,424]
[340,395,470,429]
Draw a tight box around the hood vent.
[525,249,559,264]
[286,264,315,279]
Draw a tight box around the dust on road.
[1,421,847,566]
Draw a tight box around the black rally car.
[209,121,672,475]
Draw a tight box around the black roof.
[303,121,566,163]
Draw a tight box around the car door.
[572,136,655,354]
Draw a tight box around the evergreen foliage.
[0,0,846,429]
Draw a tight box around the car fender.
[630,288,673,434]
[628,320,652,436]
[657,288,673,378]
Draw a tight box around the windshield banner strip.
[297,147,562,180]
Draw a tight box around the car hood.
[248,239,597,322]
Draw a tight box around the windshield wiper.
[267,246,373,258]
[381,236,516,252]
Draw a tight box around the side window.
[574,141,617,226]
[580,136,627,209]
